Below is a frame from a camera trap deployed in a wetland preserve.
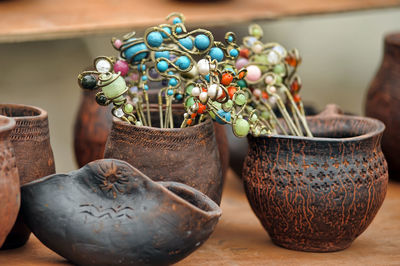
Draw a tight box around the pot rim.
[0,103,47,121]
[250,114,385,143]
[0,115,16,133]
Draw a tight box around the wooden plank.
[0,0,399,43]
[0,169,399,265]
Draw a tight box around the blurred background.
[1,6,400,172]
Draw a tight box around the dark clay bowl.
[242,105,388,252]
[21,159,221,266]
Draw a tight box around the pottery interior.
[0,116,20,247]
[242,114,388,252]
[0,104,55,249]
[21,159,221,266]
[104,104,223,204]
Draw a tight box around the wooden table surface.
[0,169,399,265]
[0,0,400,43]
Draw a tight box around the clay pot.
[0,116,20,247]
[242,105,388,252]
[21,159,221,266]
[366,33,400,180]
[104,105,223,204]
[0,104,55,249]
[74,89,229,179]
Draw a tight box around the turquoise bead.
[205,74,210,82]
[169,78,178,86]
[228,35,233,42]
[215,110,231,124]
[229,49,239,58]
[194,34,210,50]
[155,51,169,59]
[147,32,163,47]
[179,37,193,50]
[144,85,149,90]
[142,76,147,81]
[176,94,183,100]
[157,60,168,72]
[176,56,191,70]
[173,17,182,24]
[161,27,171,38]
[176,27,183,34]
[167,89,174,96]
[123,40,149,63]
[209,47,224,62]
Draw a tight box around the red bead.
[187,119,193,125]
[218,89,226,100]
[291,79,301,93]
[262,92,269,99]
[197,103,206,114]
[202,87,207,92]
[227,86,237,99]
[240,48,250,59]
[285,55,297,67]
[191,113,197,119]
[293,94,301,103]
[221,73,234,86]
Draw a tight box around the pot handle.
[315,104,344,118]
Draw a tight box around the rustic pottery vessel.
[366,32,400,180]
[0,104,55,249]
[21,159,221,266]
[0,116,20,247]
[74,89,229,179]
[104,105,223,204]
[242,105,388,252]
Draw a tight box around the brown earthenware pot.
[0,116,20,247]
[73,89,229,179]
[0,104,55,249]
[242,105,388,252]
[365,32,400,180]
[104,105,223,204]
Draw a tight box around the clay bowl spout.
[21,159,221,266]
[242,105,388,252]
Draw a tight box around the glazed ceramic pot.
[366,32,400,180]
[74,89,229,179]
[0,104,55,249]
[21,159,221,266]
[0,116,20,247]
[104,105,223,204]
[242,105,388,252]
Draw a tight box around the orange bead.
[191,113,197,119]
[293,94,301,103]
[197,103,206,114]
[202,87,207,92]
[238,70,246,80]
[221,73,234,86]
[262,92,269,99]
[291,79,301,93]
[227,86,237,99]
[240,48,250,59]
[187,119,193,125]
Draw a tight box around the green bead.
[235,94,247,106]
[273,64,285,75]
[237,79,247,88]
[185,97,195,108]
[233,118,250,137]
[101,75,126,99]
[185,84,195,96]
[124,104,133,113]
[253,54,269,71]
[275,75,282,84]
[250,114,258,123]
[261,111,270,120]
[223,100,233,109]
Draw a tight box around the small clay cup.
[0,104,55,249]
[0,116,20,247]
[104,105,223,204]
[242,105,388,252]
[21,159,221,266]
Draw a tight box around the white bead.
[207,84,218,99]
[113,108,124,118]
[265,75,274,85]
[253,43,263,53]
[269,95,277,105]
[273,45,286,57]
[246,37,257,47]
[199,91,208,103]
[269,86,277,94]
[197,59,210,76]
[96,59,111,73]
[191,87,201,97]
[253,89,262,97]
[267,52,279,64]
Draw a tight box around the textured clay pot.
[104,106,223,204]
[0,116,20,247]
[242,105,388,252]
[21,159,221,266]
[0,104,55,249]
[74,89,229,179]
[366,32,400,180]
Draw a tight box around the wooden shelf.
[0,169,399,265]
[0,0,399,43]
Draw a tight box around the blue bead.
[169,78,178,86]
[228,35,233,42]
[167,89,174,96]
[142,76,147,81]
[229,49,239,58]
[176,27,182,34]
[141,64,146,71]
[144,85,149,90]
[147,32,163,47]
[173,17,182,24]
[194,34,210,51]
[155,51,169,59]
[157,60,168,72]
[176,94,183,100]
[168,71,174,75]
[123,41,149,63]
[161,27,171,38]
[176,56,191,70]
[209,47,224,62]
[179,37,193,50]
[215,110,231,124]
[205,74,210,82]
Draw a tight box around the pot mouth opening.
[0,104,45,119]
[265,115,385,142]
